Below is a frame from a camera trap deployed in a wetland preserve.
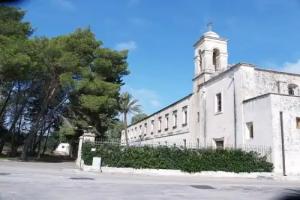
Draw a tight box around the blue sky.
[19,0,300,115]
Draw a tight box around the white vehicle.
[53,143,70,156]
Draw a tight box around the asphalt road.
[0,160,299,200]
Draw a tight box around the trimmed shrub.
[81,143,273,173]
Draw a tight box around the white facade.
[121,30,300,175]
[54,143,70,156]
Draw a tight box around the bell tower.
[193,24,228,89]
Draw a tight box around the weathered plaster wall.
[243,96,273,147]
[132,131,192,148]
[254,69,300,97]
[270,94,300,175]
[197,69,236,147]
[121,95,192,146]
[234,65,300,147]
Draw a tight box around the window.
[182,106,188,126]
[165,114,169,131]
[144,123,147,135]
[246,122,254,139]
[215,140,224,149]
[183,139,187,149]
[151,120,154,134]
[173,111,177,129]
[215,93,222,113]
[288,84,298,96]
[197,112,200,123]
[296,117,300,129]
[158,117,162,132]
[213,49,220,71]
[198,50,202,72]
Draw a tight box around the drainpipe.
[233,76,237,149]
[279,111,286,176]
[203,89,207,147]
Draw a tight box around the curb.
[80,164,291,180]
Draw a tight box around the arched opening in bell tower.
[198,50,202,72]
[212,48,220,71]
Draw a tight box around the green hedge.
[81,143,273,173]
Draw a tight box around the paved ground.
[0,160,300,200]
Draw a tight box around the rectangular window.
[165,114,169,131]
[151,120,154,134]
[182,106,188,126]
[246,122,254,139]
[197,112,200,123]
[296,117,300,129]
[158,117,162,132]
[215,93,222,113]
[183,139,187,149]
[173,111,177,129]
[215,140,224,149]
[144,123,147,135]
[289,87,295,95]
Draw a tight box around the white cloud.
[52,0,76,11]
[150,99,161,108]
[281,59,300,74]
[122,86,161,115]
[115,41,137,51]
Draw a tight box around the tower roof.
[203,31,220,38]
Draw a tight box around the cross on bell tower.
[207,22,213,32]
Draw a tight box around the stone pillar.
[76,131,96,167]
[82,132,96,143]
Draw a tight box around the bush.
[81,143,273,173]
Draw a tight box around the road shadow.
[276,190,300,200]
[1,153,75,163]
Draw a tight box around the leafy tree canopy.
[131,113,147,124]
[0,5,130,159]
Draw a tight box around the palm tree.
[119,92,141,146]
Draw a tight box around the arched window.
[288,83,298,95]
[212,49,220,71]
[198,50,202,72]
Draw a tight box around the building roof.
[203,31,220,38]
[255,68,300,77]
[243,93,300,104]
[196,62,300,89]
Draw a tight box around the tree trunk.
[21,83,58,160]
[36,122,48,159]
[42,129,50,155]
[0,139,5,155]
[124,113,129,147]
[10,111,23,157]
[21,133,35,160]
[0,84,13,119]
